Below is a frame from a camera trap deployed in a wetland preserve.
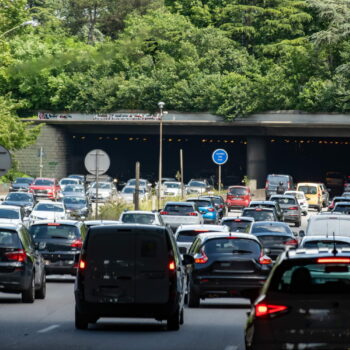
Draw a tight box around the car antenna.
[332,231,338,256]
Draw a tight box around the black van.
[74,224,191,331]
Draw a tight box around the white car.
[162,181,182,197]
[284,190,308,215]
[59,177,80,191]
[119,210,164,225]
[88,182,117,202]
[0,205,27,226]
[299,235,350,249]
[30,200,67,223]
[301,214,350,237]
[126,179,152,192]
[118,186,148,203]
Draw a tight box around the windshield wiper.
[232,249,252,254]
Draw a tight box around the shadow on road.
[87,321,166,333]
[0,296,22,304]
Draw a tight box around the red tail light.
[194,250,208,264]
[288,206,298,210]
[71,239,83,248]
[317,258,350,264]
[79,259,86,269]
[259,253,272,265]
[255,303,288,317]
[169,260,176,270]
[188,212,198,216]
[160,211,169,215]
[208,208,215,212]
[5,250,27,262]
[284,239,298,246]
[234,219,242,222]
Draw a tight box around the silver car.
[119,210,164,225]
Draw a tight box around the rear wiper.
[51,235,67,239]
[232,249,252,254]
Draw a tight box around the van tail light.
[169,260,176,271]
[259,253,272,265]
[208,208,215,212]
[194,250,208,264]
[288,206,298,210]
[284,239,298,246]
[71,239,83,248]
[160,211,169,215]
[5,250,27,262]
[188,212,198,216]
[255,303,288,317]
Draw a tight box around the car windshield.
[267,175,288,185]
[35,203,64,212]
[188,181,205,187]
[92,183,111,189]
[121,213,155,224]
[63,197,87,205]
[303,240,350,249]
[243,209,275,221]
[252,223,290,234]
[60,179,77,185]
[271,262,350,294]
[128,179,146,186]
[14,178,32,184]
[122,187,135,194]
[0,230,21,248]
[177,229,220,243]
[63,186,84,193]
[0,209,20,219]
[228,188,247,196]
[298,186,318,195]
[29,224,79,240]
[189,200,211,207]
[6,193,32,201]
[257,235,293,246]
[164,204,194,214]
[164,183,180,188]
[271,197,297,205]
[203,238,260,259]
[222,220,252,232]
[34,179,54,186]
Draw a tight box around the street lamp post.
[157,101,165,210]
[0,20,39,38]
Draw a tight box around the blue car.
[186,198,219,224]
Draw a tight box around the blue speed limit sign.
[212,149,228,165]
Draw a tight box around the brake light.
[284,239,298,246]
[208,208,215,212]
[288,206,298,210]
[79,259,86,269]
[160,211,168,215]
[194,250,208,264]
[5,250,27,262]
[189,212,198,216]
[169,261,176,270]
[317,258,350,264]
[255,303,288,317]
[71,239,83,248]
[259,253,272,265]
[234,219,242,222]
[255,208,262,211]
[48,223,60,226]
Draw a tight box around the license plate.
[221,263,231,267]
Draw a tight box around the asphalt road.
[0,208,317,350]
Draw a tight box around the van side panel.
[85,230,136,303]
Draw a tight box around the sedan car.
[0,223,46,302]
[61,184,86,198]
[249,201,284,222]
[119,210,164,225]
[9,177,34,192]
[242,208,278,222]
[1,192,35,215]
[220,216,255,233]
[59,177,81,191]
[29,201,67,223]
[333,201,350,214]
[186,179,211,195]
[88,182,117,202]
[269,195,302,227]
[186,233,272,307]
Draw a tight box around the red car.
[29,178,61,200]
[226,186,252,211]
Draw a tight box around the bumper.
[226,201,249,209]
[42,253,78,275]
[283,214,300,223]
[0,268,29,293]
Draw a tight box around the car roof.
[34,200,63,205]
[252,221,290,227]
[30,219,82,226]
[34,177,55,180]
[165,201,194,206]
[121,210,156,215]
[176,224,228,232]
[84,220,121,225]
[88,224,166,232]
[0,223,22,230]
[228,185,248,189]
[297,182,320,186]
[309,214,350,221]
[197,232,261,243]
[334,202,350,206]
[221,216,255,222]
[243,207,274,212]
[186,197,211,201]
[282,248,350,260]
[285,190,304,195]
[250,200,276,205]
[269,195,295,199]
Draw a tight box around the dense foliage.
[0,0,350,119]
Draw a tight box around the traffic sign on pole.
[84,149,110,175]
[0,145,12,177]
[212,149,228,165]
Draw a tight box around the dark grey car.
[265,174,294,199]
[270,195,302,227]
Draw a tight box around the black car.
[186,233,272,306]
[63,196,90,219]
[249,221,298,260]
[75,224,190,330]
[9,177,34,192]
[246,248,350,349]
[2,192,35,215]
[29,220,87,275]
[0,223,46,303]
[199,195,227,219]
[249,201,284,221]
[242,207,278,222]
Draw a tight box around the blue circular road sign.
[212,149,228,165]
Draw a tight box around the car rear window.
[252,223,290,234]
[164,204,193,214]
[177,230,218,243]
[35,203,64,212]
[298,186,318,195]
[203,238,261,259]
[34,179,54,186]
[0,208,19,219]
[228,188,247,196]
[121,213,155,224]
[257,235,292,246]
[267,175,288,184]
[271,262,350,293]
[222,220,251,232]
[29,224,80,240]
[243,209,275,221]
[272,197,297,205]
[61,179,77,185]
[188,200,211,207]
[303,240,350,249]
[188,181,205,187]
[63,197,87,205]
[0,230,22,248]
[334,205,350,213]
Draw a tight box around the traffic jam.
[1,170,350,349]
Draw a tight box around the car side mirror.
[299,230,305,237]
[182,254,194,265]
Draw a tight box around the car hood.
[2,200,33,207]
[65,204,87,210]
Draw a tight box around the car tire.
[75,306,89,330]
[188,283,200,308]
[22,274,35,303]
[167,308,180,331]
[35,270,46,299]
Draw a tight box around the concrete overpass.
[16,111,350,187]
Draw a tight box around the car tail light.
[255,303,288,317]
[317,258,350,264]
[234,219,242,222]
[188,212,198,216]
[48,223,60,226]
[169,260,176,271]
[160,211,168,215]
[208,208,215,212]
[5,250,27,262]
[194,250,208,264]
[259,253,272,265]
[284,239,298,246]
[79,259,86,269]
[71,239,83,248]
[288,206,298,210]
[255,208,262,211]
[287,181,290,189]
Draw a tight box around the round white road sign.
[84,149,110,175]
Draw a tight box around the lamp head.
[158,101,165,109]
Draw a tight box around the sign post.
[84,149,110,219]
[212,149,228,192]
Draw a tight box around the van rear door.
[85,228,136,303]
[134,229,169,304]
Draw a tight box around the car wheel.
[75,306,89,330]
[188,283,200,308]
[35,270,46,299]
[22,274,35,303]
[167,308,180,331]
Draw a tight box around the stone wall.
[14,125,70,178]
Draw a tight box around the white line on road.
[224,345,238,350]
[37,325,60,333]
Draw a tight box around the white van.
[302,214,350,237]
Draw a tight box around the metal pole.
[180,149,184,199]
[218,165,222,193]
[158,108,163,209]
[39,147,43,177]
[135,161,140,210]
[95,150,99,220]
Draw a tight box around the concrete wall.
[14,125,70,178]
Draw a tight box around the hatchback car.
[61,184,86,198]
[59,177,81,191]
[199,195,227,219]
[242,208,278,222]
[63,196,90,219]
[249,200,284,222]
[226,186,251,210]
[0,223,46,303]
[328,196,350,211]
[269,195,302,227]
[9,177,34,192]
[29,201,67,223]
[245,248,350,349]
[186,198,219,224]
[332,201,350,214]
[29,220,87,275]
[284,190,308,215]
[0,205,26,226]
[220,216,254,233]
[186,233,272,306]
[75,224,190,330]
[29,178,60,200]
[2,192,35,215]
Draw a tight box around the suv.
[75,224,191,330]
[29,220,87,275]
[265,174,294,199]
[186,198,219,224]
[29,178,60,200]
[0,223,46,303]
[269,195,302,227]
[186,232,272,306]
[245,248,350,349]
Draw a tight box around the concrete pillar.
[247,136,267,189]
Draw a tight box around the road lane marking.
[224,346,238,350]
[37,325,60,333]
